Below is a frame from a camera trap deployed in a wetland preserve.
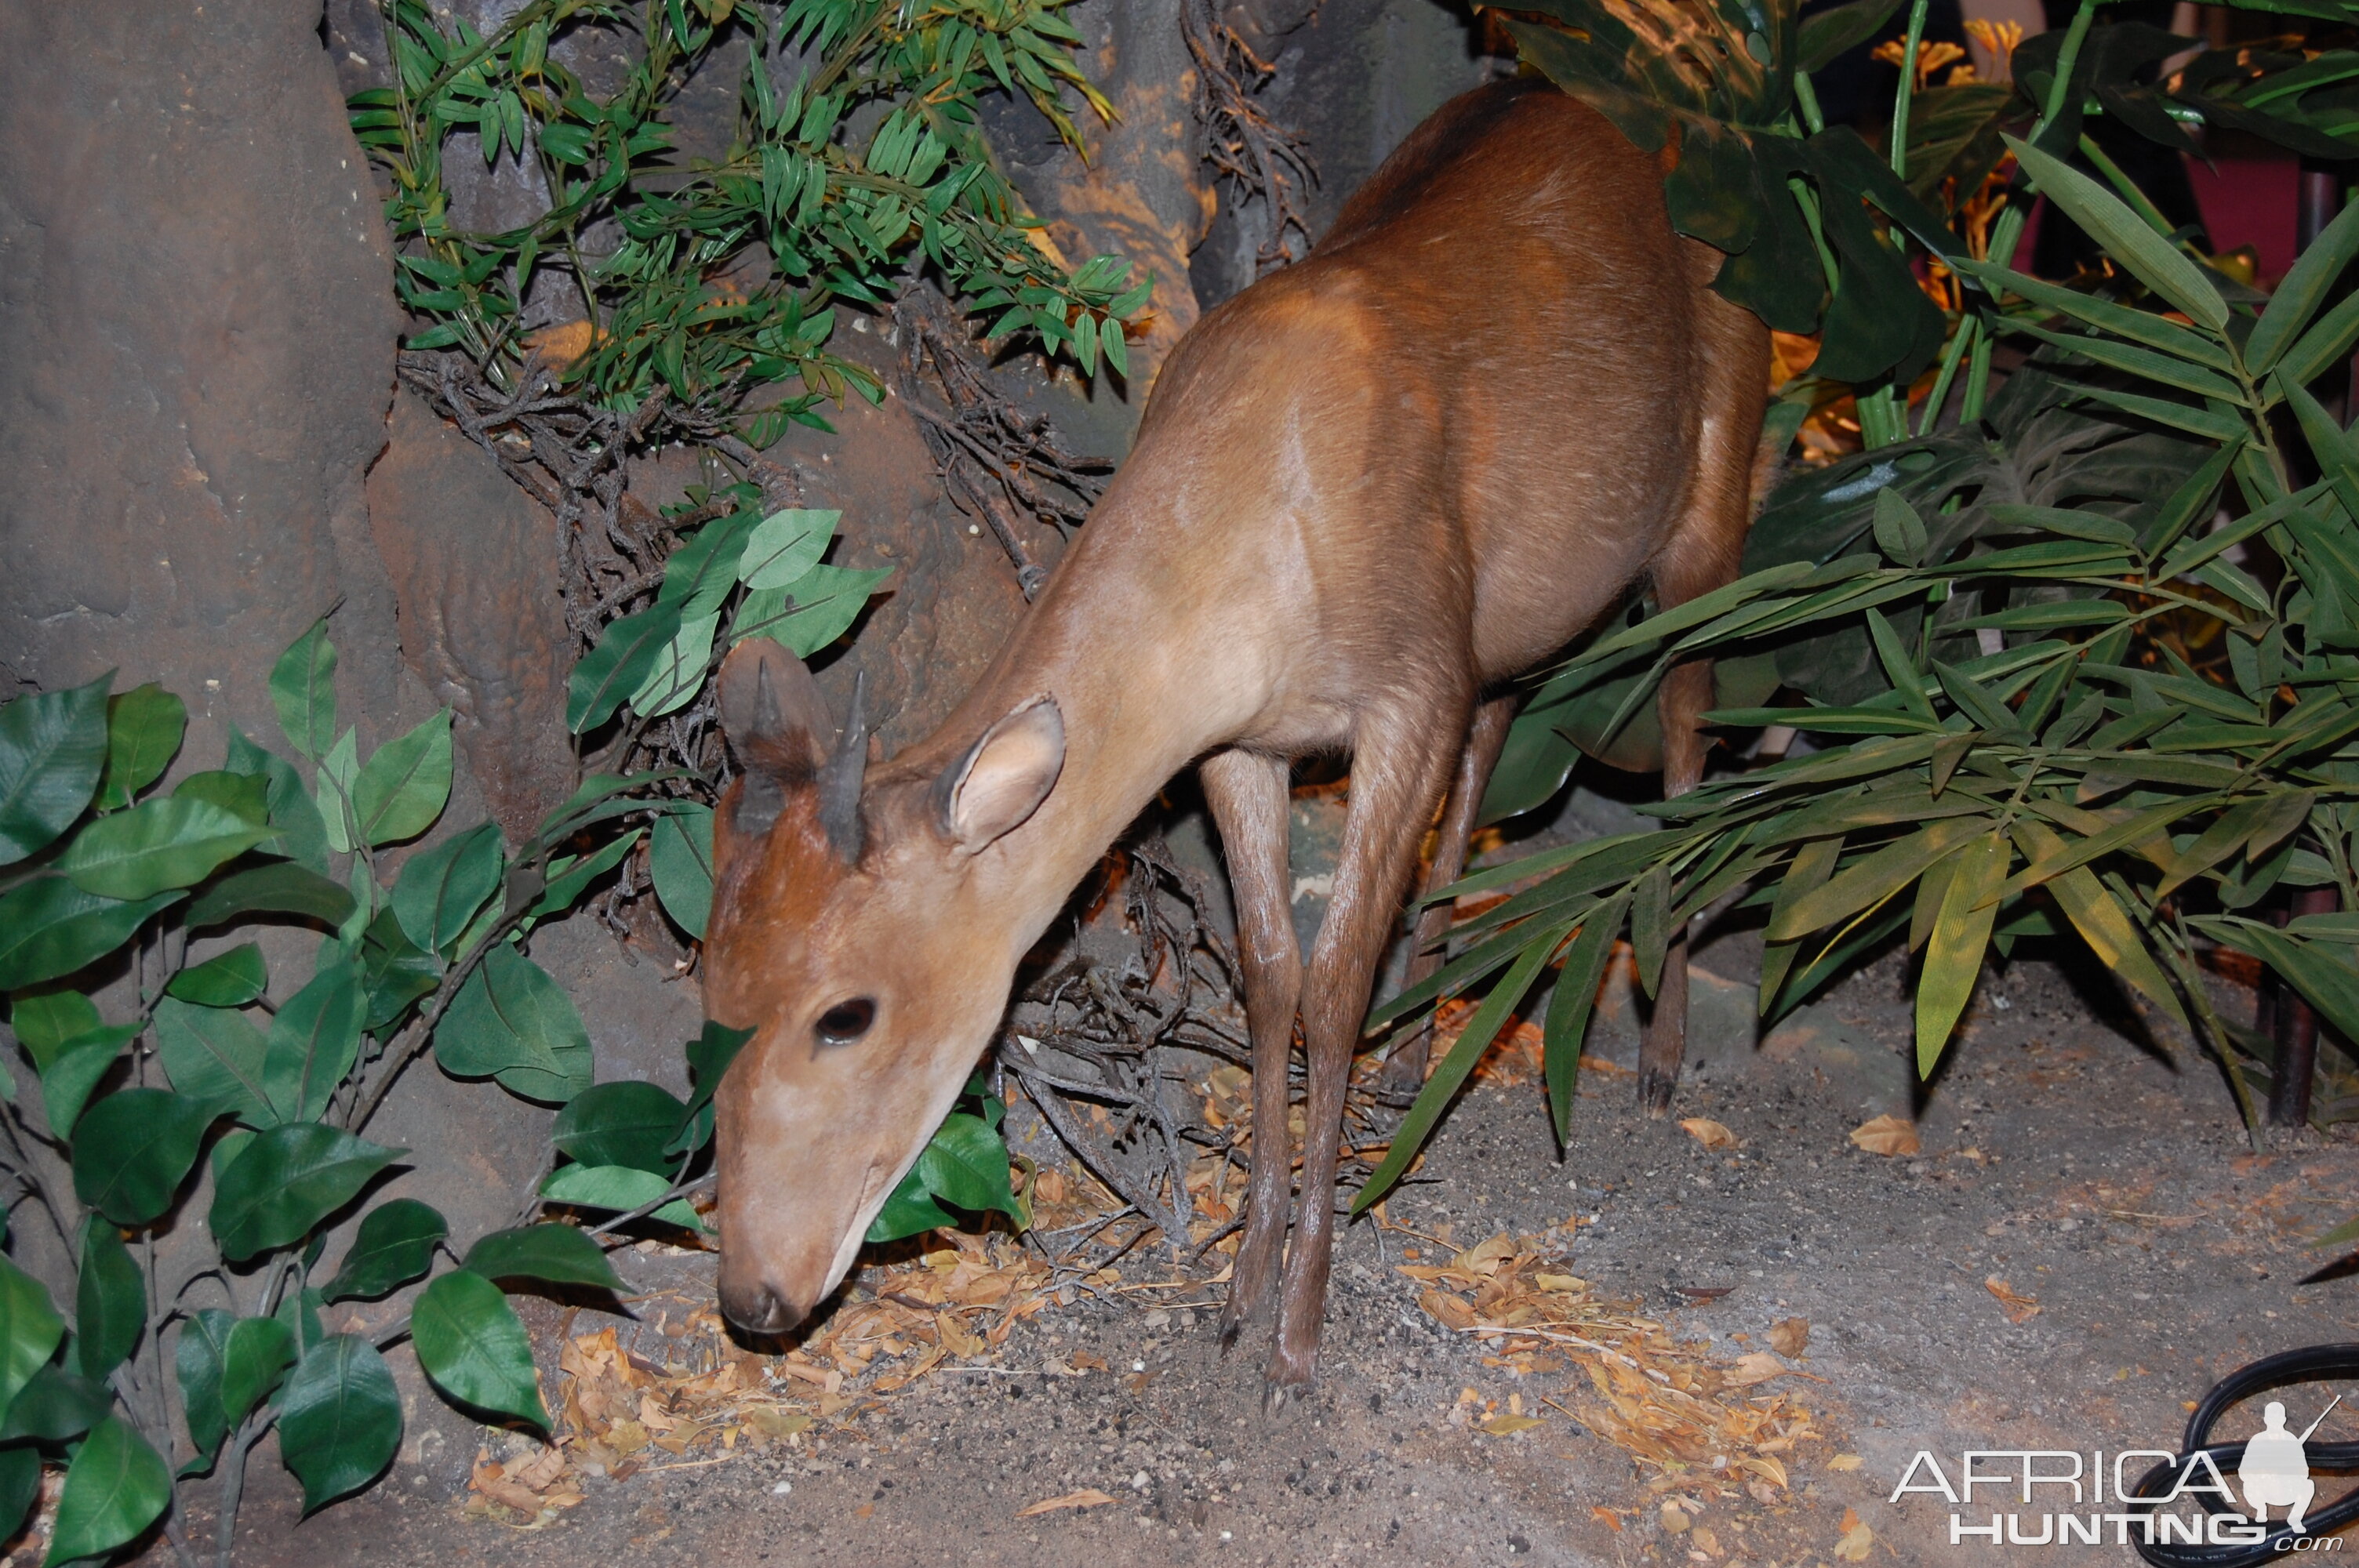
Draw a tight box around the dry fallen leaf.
[1692,1526,1723,1557]
[507,1445,567,1492]
[1661,1503,1692,1533]
[1984,1276,2041,1323]
[1725,1352,1791,1386]
[1016,1489,1121,1518]
[1679,1118,1738,1150]
[1834,1507,1874,1562]
[1828,1454,1863,1472]
[522,319,598,368]
[1592,1506,1623,1533]
[1478,1414,1543,1436]
[1768,1316,1810,1357]
[1848,1113,1921,1156]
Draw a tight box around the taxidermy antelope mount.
[703,76,1769,1403]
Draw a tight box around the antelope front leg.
[1200,748,1302,1348]
[1269,711,1463,1406]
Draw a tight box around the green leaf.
[1543,900,1624,1145]
[656,510,759,619]
[1870,488,1927,565]
[628,612,718,720]
[261,956,365,1124]
[0,1256,64,1417]
[434,944,594,1104]
[8,992,98,1070]
[74,1217,143,1381]
[351,712,453,848]
[1766,817,1986,941]
[392,823,503,956]
[649,805,714,940]
[568,603,685,735]
[278,1336,402,1512]
[668,1021,754,1157]
[225,729,331,873]
[1915,831,2008,1076]
[0,1364,109,1444]
[0,881,179,990]
[322,1199,449,1302]
[410,1269,548,1428]
[1355,935,1558,1214]
[554,1081,689,1174]
[1797,0,1901,71]
[184,862,354,931]
[1630,860,1671,999]
[71,1089,220,1225]
[40,1024,134,1136]
[2005,137,2227,332]
[539,1164,701,1229]
[314,728,358,855]
[2248,191,2359,376]
[730,564,890,657]
[0,674,111,866]
[219,1316,296,1427]
[528,829,642,920]
[271,620,337,762]
[462,1224,624,1290]
[0,1448,41,1541]
[739,508,841,590]
[56,795,272,901]
[358,909,441,1031]
[2014,822,2186,1030]
[45,1416,169,1567]
[93,684,187,813]
[166,943,267,1007]
[209,1124,403,1263]
[176,1308,232,1461]
[152,998,273,1125]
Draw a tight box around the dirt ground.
[196,920,2359,1568]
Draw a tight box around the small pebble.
[772,1479,792,1496]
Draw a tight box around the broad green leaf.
[462,1224,623,1290]
[567,603,685,735]
[40,1023,135,1135]
[539,1163,702,1229]
[629,612,718,720]
[71,1089,219,1225]
[219,1316,296,1427]
[322,1198,449,1302]
[392,822,503,956]
[358,908,441,1031]
[656,510,759,619]
[554,1081,689,1174]
[177,1308,234,1460]
[210,1124,402,1263]
[93,684,187,812]
[224,727,331,873]
[75,1216,143,1381]
[730,564,891,656]
[314,727,358,855]
[166,942,267,1007]
[351,712,453,848]
[0,881,179,990]
[185,862,354,931]
[9,991,98,1069]
[0,1363,107,1444]
[667,1020,754,1156]
[738,508,841,589]
[865,1167,955,1242]
[152,998,273,1125]
[0,675,111,866]
[278,1336,402,1512]
[528,829,642,920]
[2006,138,2226,331]
[649,804,714,939]
[0,1449,38,1542]
[1915,832,2008,1075]
[45,1415,169,1566]
[57,795,271,901]
[1356,935,1559,1214]
[906,1114,1020,1221]
[261,956,365,1124]
[173,770,267,826]
[410,1269,548,1427]
[434,943,593,1104]
[0,1256,63,1416]
[1870,488,1926,565]
[271,620,337,762]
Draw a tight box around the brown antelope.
[702,76,1769,1402]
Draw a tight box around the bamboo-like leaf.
[1630,861,1671,999]
[1915,832,2009,1076]
[1543,900,1626,1145]
[1766,816,1986,941]
[1910,844,1962,954]
[1950,257,2233,368]
[2248,191,2359,375]
[2014,822,2186,1030]
[2006,138,2227,331]
[1759,837,1841,1014]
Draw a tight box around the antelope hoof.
[1637,1069,1677,1116]
[1261,1374,1312,1423]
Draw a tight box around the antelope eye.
[814,998,876,1047]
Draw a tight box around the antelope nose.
[718,1276,805,1336]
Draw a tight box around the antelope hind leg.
[1199,747,1303,1348]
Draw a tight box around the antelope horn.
[816,670,868,862]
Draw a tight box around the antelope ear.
[934,696,1065,851]
[717,638,830,836]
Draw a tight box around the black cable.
[2128,1344,2359,1568]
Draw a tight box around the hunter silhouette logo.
[2240,1396,2339,1532]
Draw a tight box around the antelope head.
[702,638,1066,1334]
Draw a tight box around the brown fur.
[703,79,1769,1402]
